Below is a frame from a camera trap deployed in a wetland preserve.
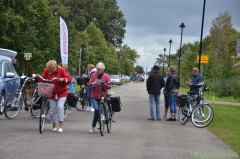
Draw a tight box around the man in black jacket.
[146,65,165,121]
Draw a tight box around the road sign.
[196,55,208,63]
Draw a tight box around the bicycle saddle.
[187,91,196,95]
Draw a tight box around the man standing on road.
[187,67,204,101]
[146,65,165,121]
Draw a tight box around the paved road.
[0,82,238,159]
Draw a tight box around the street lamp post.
[168,39,173,67]
[78,44,86,77]
[178,22,185,76]
[198,0,206,73]
[163,48,166,76]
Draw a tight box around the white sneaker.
[89,128,94,134]
[90,107,94,112]
[58,128,63,133]
[85,106,91,111]
[53,127,58,132]
[64,110,68,114]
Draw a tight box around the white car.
[122,75,130,82]
[110,75,122,85]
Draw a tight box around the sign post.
[196,55,208,75]
[196,55,208,63]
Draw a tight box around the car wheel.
[0,93,5,115]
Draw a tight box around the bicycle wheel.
[76,92,88,111]
[178,105,190,125]
[64,102,69,119]
[99,103,105,136]
[39,100,47,134]
[4,94,22,119]
[29,94,41,118]
[191,104,214,128]
[106,104,112,133]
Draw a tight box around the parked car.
[121,75,131,82]
[110,75,122,85]
[0,48,20,115]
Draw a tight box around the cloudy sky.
[116,0,240,72]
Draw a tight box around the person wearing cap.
[146,65,165,121]
[165,65,180,121]
[187,67,204,100]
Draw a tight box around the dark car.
[0,48,20,115]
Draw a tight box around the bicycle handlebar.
[89,82,112,89]
[34,73,60,82]
[20,75,34,83]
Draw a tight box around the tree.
[209,11,238,78]
[83,22,120,74]
[0,0,59,74]
[135,65,144,74]
[55,0,126,48]
[117,44,140,75]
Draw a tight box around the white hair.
[96,62,105,70]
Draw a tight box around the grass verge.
[179,86,240,103]
[207,104,240,153]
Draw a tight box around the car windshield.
[110,75,119,79]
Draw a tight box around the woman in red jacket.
[88,62,111,134]
[39,60,72,133]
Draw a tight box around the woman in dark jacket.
[165,65,180,121]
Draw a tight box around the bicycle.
[36,74,60,134]
[4,74,35,119]
[89,82,114,136]
[177,82,214,128]
[75,78,89,111]
[29,80,69,119]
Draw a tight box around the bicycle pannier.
[67,92,79,107]
[33,96,42,110]
[110,96,122,112]
[176,94,187,107]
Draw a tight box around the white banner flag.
[60,17,68,65]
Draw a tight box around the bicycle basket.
[76,78,87,85]
[38,83,54,97]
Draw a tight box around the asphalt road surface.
[0,82,238,159]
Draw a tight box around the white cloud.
[117,0,240,71]
[125,32,200,70]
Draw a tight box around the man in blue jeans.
[146,65,165,121]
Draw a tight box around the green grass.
[207,104,240,153]
[179,86,240,103]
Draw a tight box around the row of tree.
[156,12,240,97]
[0,0,139,76]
